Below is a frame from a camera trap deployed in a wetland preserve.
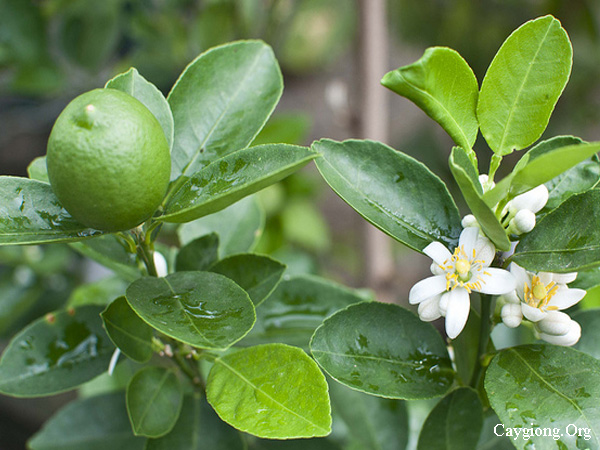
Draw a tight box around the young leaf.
[175,233,220,272]
[485,345,600,449]
[125,271,255,350]
[160,144,316,223]
[543,158,600,213]
[449,147,510,251]
[178,195,264,257]
[381,46,479,150]
[101,296,154,363]
[168,40,283,180]
[28,392,144,450]
[145,394,245,450]
[512,190,600,272]
[310,302,454,399]
[27,156,49,183]
[0,305,115,397]
[106,67,174,151]
[206,343,331,439]
[126,367,183,438]
[573,309,600,360]
[242,274,369,349]
[313,139,461,252]
[478,15,573,155]
[210,253,286,306]
[417,388,483,450]
[0,176,104,245]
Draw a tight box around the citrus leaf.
[175,233,220,272]
[0,176,104,245]
[310,302,454,399]
[125,271,255,350]
[543,158,600,214]
[106,67,174,151]
[28,392,144,450]
[417,387,483,450]
[168,40,283,180]
[0,305,114,397]
[206,343,331,439]
[485,345,600,449]
[126,367,183,438]
[313,139,461,252]
[27,156,49,183]
[512,190,600,272]
[573,309,600,360]
[101,296,153,363]
[382,46,479,150]
[161,144,316,223]
[210,253,285,306]
[478,15,573,155]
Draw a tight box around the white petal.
[444,288,471,339]
[439,291,450,316]
[430,262,445,275]
[474,236,495,267]
[548,287,586,310]
[538,320,581,346]
[409,275,447,305]
[551,272,578,284]
[153,251,168,277]
[521,302,546,322]
[418,295,442,322]
[500,290,520,304]
[511,185,549,213]
[539,272,553,285]
[423,242,452,265]
[535,311,572,336]
[509,263,530,299]
[459,227,480,257]
[476,268,516,295]
[501,303,523,328]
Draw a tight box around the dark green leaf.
[512,190,600,272]
[145,394,245,450]
[543,158,600,213]
[478,16,573,155]
[127,367,183,438]
[382,46,479,150]
[106,67,174,151]
[477,412,515,450]
[126,271,255,350]
[27,156,49,183]
[310,302,454,399]
[175,233,219,272]
[206,343,331,439]
[0,177,104,245]
[0,305,114,397]
[417,387,483,450]
[210,254,285,306]
[161,145,316,223]
[101,296,154,363]
[313,139,461,252]
[573,309,600,360]
[0,272,41,335]
[28,392,144,450]
[168,40,283,180]
[485,345,600,449]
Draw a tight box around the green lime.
[47,88,171,231]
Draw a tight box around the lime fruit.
[47,88,171,231]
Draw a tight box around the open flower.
[409,227,516,339]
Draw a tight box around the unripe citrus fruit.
[47,88,171,231]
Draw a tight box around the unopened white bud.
[500,290,521,304]
[418,297,442,322]
[461,214,479,228]
[509,209,536,235]
[430,262,445,276]
[535,311,572,336]
[478,174,495,192]
[551,272,577,285]
[510,185,549,213]
[538,319,581,346]
[501,303,523,328]
[153,251,168,277]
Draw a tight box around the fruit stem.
[133,227,158,277]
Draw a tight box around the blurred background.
[1,0,600,447]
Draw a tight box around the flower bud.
[478,174,495,192]
[500,290,521,304]
[501,303,523,328]
[535,311,572,336]
[461,214,479,229]
[510,185,549,214]
[418,297,442,322]
[509,209,536,235]
[153,251,168,277]
[538,320,581,346]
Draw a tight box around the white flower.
[534,311,582,346]
[153,251,168,277]
[508,185,549,215]
[409,227,516,339]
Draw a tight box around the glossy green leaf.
[0,272,41,335]
[210,254,285,306]
[67,276,127,307]
[417,387,483,450]
[126,271,255,350]
[573,309,600,360]
[485,344,600,449]
[313,139,461,251]
[127,367,183,438]
[478,15,573,155]
[243,275,368,348]
[382,46,478,150]
[543,158,600,213]
[206,343,331,439]
[329,380,409,450]
[161,144,316,223]
[28,392,144,450]
[27,156,49,183]
[101,296,154,363]
[175,233,219,272]
[0,305,114,397]
[449,147,510,251]
[310,302,454,399]
[0,177,104,245]
[512,190,600,272]
[168,40,283,180]
[145,394,245,450]
[178,195,264,257]
[106,67,174,151]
